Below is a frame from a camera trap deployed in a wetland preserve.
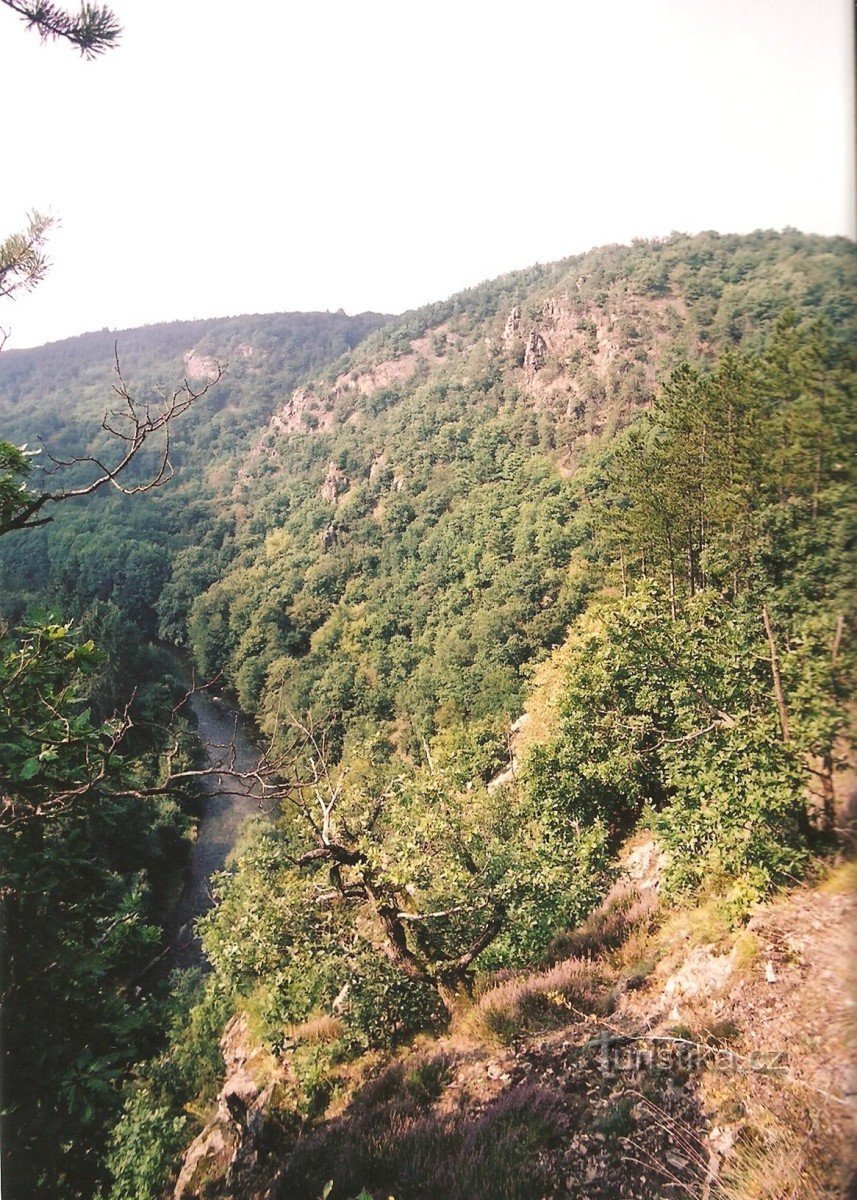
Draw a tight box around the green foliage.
[0,210,53,300]
[292,1043,340,1118]
[0,619,195,1199]
[0,618,122,821]
[101,1090,189,1200]
[342,952,446,1051]
[525,584,838,895]
[605,315,854,606]
[523,319,854,896]
[0,439,32,532]
[104,972,232,1200]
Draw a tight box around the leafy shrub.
[293,1044,339,1119]
[343,952,446,1051]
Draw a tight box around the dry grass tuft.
[708,1070,848,1200]
[286,1014,344,1046]
[817,858,857,895]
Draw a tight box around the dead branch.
[646,721,724,753]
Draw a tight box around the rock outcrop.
[502,305,521,342]
[183,351,222,382]
[321,461,348,504]
[174,1015,281,1200]
[523,328,548,373]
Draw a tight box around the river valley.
[166,690,268,970]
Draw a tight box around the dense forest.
[1,230,855,1200]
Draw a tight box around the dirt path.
[167,691,270,971]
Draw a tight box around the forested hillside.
[1,230,855,1200]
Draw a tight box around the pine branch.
[1,0,121,57]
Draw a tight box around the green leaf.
[19,757,40,780]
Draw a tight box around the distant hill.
[0,308,392,458]
[1,229,854,728]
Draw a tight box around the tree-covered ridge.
[0,309,390,625]
[104,311,855,1200]
[179,232,856,748]
[0,230,855,1200]
[2,231,852,679]
[0,308,390,458]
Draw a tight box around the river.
[166,689,270,971]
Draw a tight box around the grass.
[286,1014,344,1046]
[403,1055,452,1105]
[731,931,762,975]
[817,858,857,895]
[545,880,656,962]
[656,895,735,952]
[705,1070,847,1200]
[276,1080,570,1200]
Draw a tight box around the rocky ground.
[172,847,857,1200]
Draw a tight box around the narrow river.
[166,690,269,971]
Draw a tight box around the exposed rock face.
[487,712,531,792]
[245,322,457,476]
[502,305,521,342]
[183,351,222,382]
[321,461,348,504]
[621,836,667,894]
[173,1015,280,1200]
[269,388,335,440]
[540,297,560,326]
[523,328,548,372]
[662,944,734,1012]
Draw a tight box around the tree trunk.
[761,603,791,742]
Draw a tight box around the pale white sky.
[0,0,853,348]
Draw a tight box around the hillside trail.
[166,690,269,971]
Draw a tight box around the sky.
[0,0,853,349]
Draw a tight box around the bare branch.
[395,902,490,922]
[1,350,225,536]
[645,721,724,753]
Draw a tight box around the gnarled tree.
[196,711,609,1020]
